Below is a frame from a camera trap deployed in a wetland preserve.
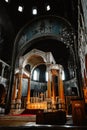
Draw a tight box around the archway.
[6,15,81,114]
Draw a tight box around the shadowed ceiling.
[0,0,78,65]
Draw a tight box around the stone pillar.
[1,64,5,77]
[11,75,17,109]
[26,77,30,108]
[16,70,23,109]
[51,69,56,105]
[47,70,51,98]
[0,63,5,82]
[58,70,65,110]
[16,57,24,109]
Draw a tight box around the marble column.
[11,75,17,109]
[58,70,65,110]
[47,70,51,98]
[0,63,5,82]
[26,77,30,108]
[16,70,23,109]
[51,69,56,105]
[1,64,5,77]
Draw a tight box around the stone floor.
[0,114,87,130]
[0,114,36,126]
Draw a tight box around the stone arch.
[10,15,78,103]
[12,15,74,68]
[9,16,79,111]
[22,49,56,69]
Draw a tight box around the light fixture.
[46,5,51,11]
[5,0,10,3]
[32,7,37,15]
[18,5,24,12]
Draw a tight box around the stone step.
[0,114,36,121]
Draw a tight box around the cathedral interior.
[0,0,87,129]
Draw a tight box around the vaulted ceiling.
[0,0,78,64]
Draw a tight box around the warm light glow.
[27,102,47,109]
